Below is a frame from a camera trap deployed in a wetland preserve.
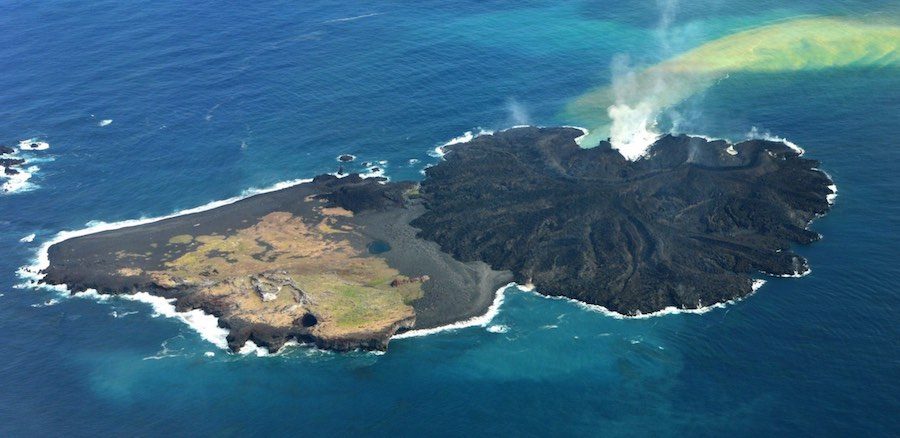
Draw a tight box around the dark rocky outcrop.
[412,127,834,314]
[0,145,14,155]
[313,173,414,213]
[0,158,25,167]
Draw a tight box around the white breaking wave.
[119,292,230,350]
[110,310,138,318]
[526,278,768,319]
[15,177,315,353]
[323,12,381,23]
[330,164,389,181]
[769,268,812,278]
[563,126,590,144]
[746,128,838,206]
[3,140,52,194]
[486,324,509,334]
[30,298,60,308]
[19,234,36,243]
[2,166,37,194]
[18,139,50,151]
[815,168,839,205]
[429,128,494,158]
[238,340,272,357]
[397,277,767,342]
[98,119,113,127]
[392,283,513,339]
[359,165,387,180]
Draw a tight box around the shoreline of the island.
[16,126,836,354]
[16,184,771,355]
[16,177,319,355]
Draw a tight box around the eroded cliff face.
[412,127,834,314]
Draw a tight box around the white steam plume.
[506,98,531,126]
[604,0,680,159]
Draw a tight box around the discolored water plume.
[563,17,900,154]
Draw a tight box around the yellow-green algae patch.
[564,17,900,146]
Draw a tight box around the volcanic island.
[40,127,835,352]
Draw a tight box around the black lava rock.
[411,127,834,315]
[0,158,25,167]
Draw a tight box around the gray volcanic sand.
[358,204,513,329]
[44,182,326,293]
[43,177,511,335]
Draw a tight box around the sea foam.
[396,277,767,342]
[121,292,230,350]
[429,128,494,158]
[323,12,381,23]
[18,139,50,151]
[524,278,767,319]
[392,282,513,339]
[1,166,37,194]
[2,140,52,194]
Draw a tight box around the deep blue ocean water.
[1,1,898,435]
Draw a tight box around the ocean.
[1,0,898,435]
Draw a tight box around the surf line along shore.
[28,126,834,353]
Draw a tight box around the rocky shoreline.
[39,126,834,352]
[41,174,511,353]
[413,127,835,315]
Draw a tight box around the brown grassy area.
[148,209,422,339]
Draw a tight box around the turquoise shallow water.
[1,1,898,435]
